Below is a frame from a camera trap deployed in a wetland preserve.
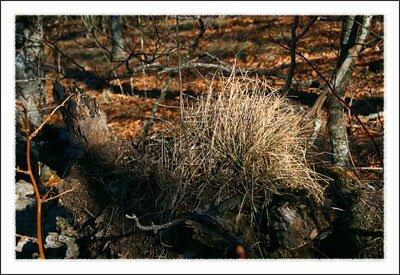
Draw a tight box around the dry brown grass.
[156,74,329,215]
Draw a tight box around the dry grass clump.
[159,75,328,213]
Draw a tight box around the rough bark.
[52,82,109,148]
[15,16,46,128]
[268,200,333,250]
[109,16,127,61]
[328,16,372,166]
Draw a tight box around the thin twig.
[43,37,85,71]
[198,52,229,67]
[15,77,58,83]
[16,167,30,175]
[89,24,125,94]
[29,93,73,140]
[354,18,383,40]
[140,21,147,97]
[125,213,183,234]
[156,103,180,109]
[189,17,208,56]
[41,188,76,203]
[16,234,38,243]
[295,16,318,42]
[350,167,383,170]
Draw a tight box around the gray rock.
[15,180,36,211]
[56,217,79,259]
[15,238,30,252]
[45,232,63,249]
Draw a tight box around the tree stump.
[52,81,109,148]
[51,82,134,224]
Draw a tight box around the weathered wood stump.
[52,82,134,224]
[53,81,109,148]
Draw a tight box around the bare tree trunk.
[81,16,108,39]
[328,16,372,166]
[81,15,95,38]
[15,16,46,128]
[282,16,299,94]
[109,16,127,61]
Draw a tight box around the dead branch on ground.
[125,213,183,234]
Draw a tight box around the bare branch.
[295,16,318,42]
[29,93,73,140]
[43,38,86,72]
[16,167,30,175]
[188,17,208,56]
[16,234,38,243]
[21,107,45,259]
[41,187,76,204]
[125,213,183,234]
[282,16,299,94]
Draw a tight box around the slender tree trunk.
[328,16,372,166]
[282,16,299,94]
[109,16,127,61]
[328,16,357,167]
[15,16,46,128]
[81,15,95,38]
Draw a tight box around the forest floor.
[45,15,384,166]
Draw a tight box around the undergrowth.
[156,74,329,217]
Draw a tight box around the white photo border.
[1,1,399,274]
